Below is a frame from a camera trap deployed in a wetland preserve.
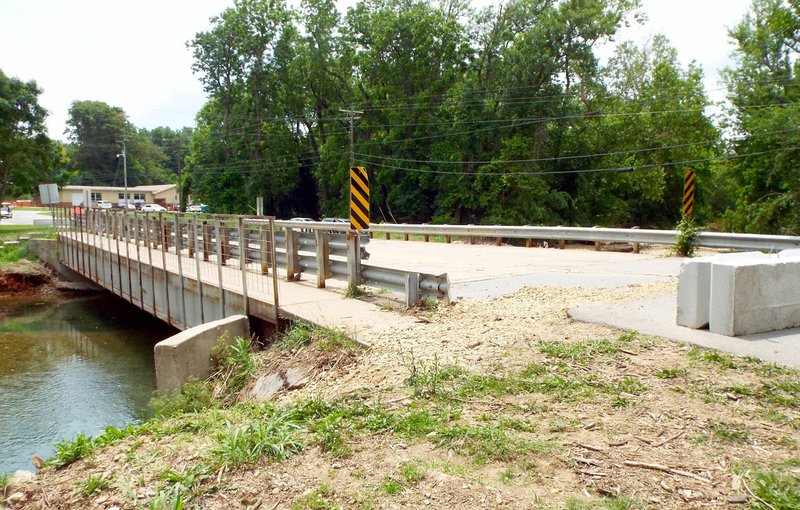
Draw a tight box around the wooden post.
[268,218,280,324]
[423,234,430,242]
[202,221,210,261]
[632,226,640,254]
[495,236,502,246]
[285,227,298,281]
[446,235,451,244]
[346,231,361,288]
[526,238,533,248]
[193,219,204,324]
[385,232,390,240]
[593,226,601,252]
[403,233,409,241]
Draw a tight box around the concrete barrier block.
[709,259,800,336]
[779,249,800,259]
[676,252,767,330]
[155,315,250,393]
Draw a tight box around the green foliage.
[402,353,464,397]
[687,346,739,369]
[0,70,54,204]
[538,339,619,364]
[748,468,800,509]
[278,321,315,350]
[150,379,216,419]
[145,486,187,510]
[566,496,648,509]
[400,462,426,485]
[710,421,750,443]
[51,432,96,467]
[277,322,359,352]
[0,472,10,497]
[161,463,209,497]
[76,473,112,497]
[212,413,304,468]
[213,336,259,394]
[0,242,38,267]
[673,216,699,257]
[655,367,688,379]
[382,476,403,495]
[293,485,339,510]
[345,285,367,299]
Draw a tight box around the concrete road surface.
[0,208,53,226]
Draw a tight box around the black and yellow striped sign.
[682,169,696,216]
[349,166,370,230]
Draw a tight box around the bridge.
[45,206,800,362]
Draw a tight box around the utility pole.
[117,140,128,208]
[339,106,363,168]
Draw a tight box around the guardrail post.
[347,232,362,288]
[593,226,601,251]
[405,272,420,307]
[424,233,430,243]
[468,224,475,245]
[495,235,502,246]
[385,232,390,240]
[285,227,298,280]
[632,226,640,254]
[403,232,409,241]
[446,235,451,244]
[314,229,329,288]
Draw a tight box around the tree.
[723,0,800,235]
[66,100,170,186]
[0,69,52,207]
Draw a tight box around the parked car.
[141,203,167,212]
[0,205,12,219]
[187,203,208,213]
[94,200,112,209]
[116,202,136,210]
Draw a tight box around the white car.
[187,204,208,213]
[95,200,113,209]
[141,204,167,212]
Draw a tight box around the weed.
[617,376,646,395]
[382,476,403,495]
[213,336,259,394]
[710,421,750,443]
[416,297,438,310]
[51,432,96,467]
[400,462,426,484]
[566,496,649,509]
[394,408,443,437]
[723,385,754,397]
[278,321,315,350]
[499,467,515,484]
[0,242,38,267]
[538,339,618,364]
[673,215,699,257]
[161,463,209,496]
[612,396,631,408]
[294,484,339,509]
[1,472,10,497]
[747,468,800,509]
[314,417,352,458]
[345,284,367,299]
[145,486,188,510]
[436,424,522,463]
[76,473,112,497]
[687,346,739,369]
[213,413,304,468]
[150,379,216,419]
[317,326,360,352]
[403,352,463,397]
[655,367,687,379]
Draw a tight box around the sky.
[0,0,753,141]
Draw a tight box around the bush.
[150,379,216,419]
[673,216,699,257]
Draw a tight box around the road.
[0,208,53,226]
[365,238,682,298]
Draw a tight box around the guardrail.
[305,222,800,253]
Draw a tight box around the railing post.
[114,213,124,298]
[314,229,329,288]
[123,211,134,303]
[239,218,249,316]
[385,232,390,240]
[221,225,229,266]
[405,272,420,308]
[135,213,144,309]
[468,224,475,245]
[174,215,187,328]
[260,223,269,275]
[202,221,210,261]
[632,226,640,254]
[145,213,156,317]
[159,212,172,327]
[215,218,225,319]
[285,227,298,280]
[347,231,362,288]
[193,218,204,324]
[269,217,280,324]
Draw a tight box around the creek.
[0,293,177,473]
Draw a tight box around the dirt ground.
[3,279,799,509]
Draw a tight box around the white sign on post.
[38,183,59,204]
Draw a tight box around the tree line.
[1,0,798,235]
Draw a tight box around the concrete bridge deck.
[59,231,417,343]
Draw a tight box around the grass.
[0,224,53,241]
[538,338,619,364]
[294,485,339,509]
[655,367,688,379]
[212,413,304,468]
[687,346,740,369]
[276,322,361,352]
[710,421,750,443]
[150,379,216,419]
[748,467,800,509]
[75,473,112,497]
[565,496,649,509]
[51,432,97,468]
[0,242,38,267]
[1,472,10,497]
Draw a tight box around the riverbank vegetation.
[3,292,799,509]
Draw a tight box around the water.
[0,293,177,473]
